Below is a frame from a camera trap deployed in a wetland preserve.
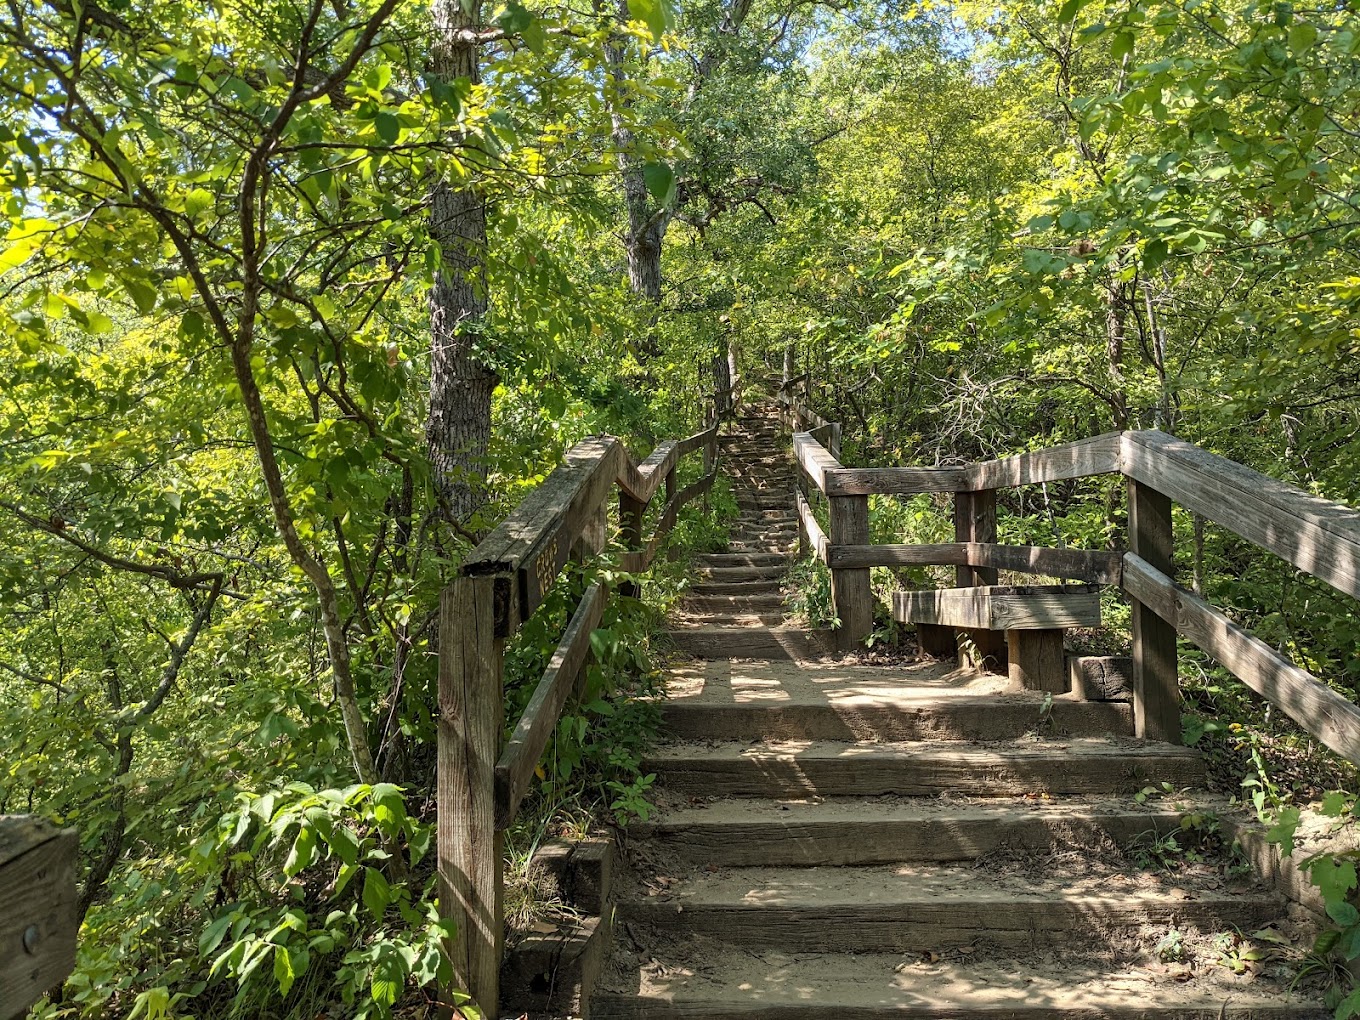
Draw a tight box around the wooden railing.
[437,399,729,1014]
[791,417,1360,767]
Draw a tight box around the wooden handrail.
[792,420,1360,769]
[494,583,607,828]
[440,404,727,1015]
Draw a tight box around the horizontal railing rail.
[439,402,730,1015]
[791,421,1360,772]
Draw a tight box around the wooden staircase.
[589,400,1327,1019]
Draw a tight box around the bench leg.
[916,623,958,660]
[1007,629,1067,693]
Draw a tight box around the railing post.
[829,494,873,650]
[619,489,645,599]
[438,574,507,1017]
[954,489,1006,671]
[1128,478,1181,742]
[665,467,676,503]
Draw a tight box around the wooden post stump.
[1007,629,1067,693]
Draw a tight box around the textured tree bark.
[428,0,497,522]
[603,0,668,304]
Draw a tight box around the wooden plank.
[828,493,873,650]
[464,438,622,631]
[618,440,680,505]
[961,433,1124,491]
[1121,553,1360,764]
[956,491,998,587]
[823,465,966,497]
[495,584,607,829]
[989,588,1101,629]
[0,818,76,1020]
[893,585,1100,630]
[826,542,1121,581]
[969,544,1124,585]
[675,424,719,459]
[438,575,505,1016]
[793,432,841,494]
[464,437,621,575]
[828,543,969,569]
[1128,479,1180,743]
[893,588,989,630]
[796,491,830,564]
[1122,430,1360,600]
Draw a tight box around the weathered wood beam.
[828,543,970,569]
[969,543,1123,585]
[1,817,76,1020]
[1122,429,1360,601]
[892,585,1101,631]
[1122,553,1360,764]
[823,465,965,497]
[961,433,1124,491]
[826,542,1121,583]
[796,490,830,564]
[494,584,606,829]
[793,432,842,495]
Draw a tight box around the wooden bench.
[2,817,77,1020]
[892,585,1101,694]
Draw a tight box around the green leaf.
[1111,30,1135,59]
[1322,791,1351,817]
[1288,21,1319,55]
[363,866,391,922]
[1327,899,1360,927]
[1338,989,1360,1020]
[1057,0,1091,24]
[1310,855,1358,905]
[184,188,214,218]
[123,278,158,314]
[273,944,296,997]
[627,0,669,39]
[374,111,400,144]
[1265,807,1300,856]
[370,950,404,1007]
[642,161,675,204]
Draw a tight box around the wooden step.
[617,863,1281,953]
[695,566,786,582]
[591,949,1327,1018]
[668,626,830,660]
[693,553,789,568]
[682,594,786,613]
[662,690,1132,741]
[671,613,788,627]
[644,738,1207,797]
[630,797,1198,867]
[690,581,782,597]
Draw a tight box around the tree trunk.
[604,0,668,304]
[1105,278,1129,429]
[428,0,497,523]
